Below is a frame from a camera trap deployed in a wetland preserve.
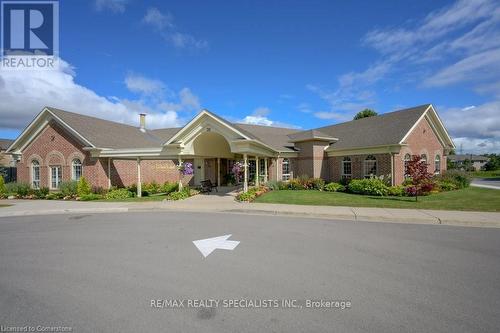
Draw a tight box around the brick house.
[6,104,454,195]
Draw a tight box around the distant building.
[0,139,15,167]
[448,154,489,171]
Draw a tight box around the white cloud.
[142,7,208,50]
[240,107,300,128]
[125,73,167,96]
[143,7,173,31]
[95,0,128,13]
[0,59,202,131]
[424,48,500,87]
[242,115,273,126]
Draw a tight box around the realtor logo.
[1,0,59,70]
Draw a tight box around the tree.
[77,176,91,197]
[404,155,434,201]
[353,109,378,120]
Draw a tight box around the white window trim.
[341,158,352,179]
[282,158,291,181]
[50,166,62,190]
[364,156,377,178]
[72,159,82,181]
[434,155,441,174]
[31,160,40,189]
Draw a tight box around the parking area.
[1,212,499,332]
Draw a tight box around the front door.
[193,158,204,185]
[204,158,216,184]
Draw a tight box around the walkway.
[471,178,500,190]
[1,188,499,227]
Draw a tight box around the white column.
[264,158,268,182]
[107,158,112,189]
[136,157,142,198]
[217,158,221,187]
[243,154,248,193]
[276,157,280,181]
[178,156,183,191]
[255,157,260,187]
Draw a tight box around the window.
[72,158,82,181]
[435,155,441,174]
[421,154,427,164]
[404,154,411,177]
[364,155,377,178]
[50,166,62,189]
[248,160,256,183]
[282,158,291,181]
[31,160,40,189]
[341,157,352,180]
[259,159,266,181]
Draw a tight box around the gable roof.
[47,107,172,149]
[0,138,14,151]
[234,123,300,152]
[313,104,432,150]
[9,104,454,155]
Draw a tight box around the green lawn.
[254,187,500,212]
[470,170,500,179]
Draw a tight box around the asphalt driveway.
[472,177,500,190]
[0,212,499,332]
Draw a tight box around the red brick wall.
[328,153,392,182]
[394,117,446,185]
[294,141,329,179]
[17,121,191,189]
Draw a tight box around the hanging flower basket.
[178,162,194,176]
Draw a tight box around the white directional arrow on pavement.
[193,234,240,258]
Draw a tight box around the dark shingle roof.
[310,104,430,150]
[233,123,300,152]
[448,154,489,162]
[0,138,14,150]
[47,107,173,149]
[42,104,432,153]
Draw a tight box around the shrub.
[105,188,134,199]
[46,192,65,200]
[311,178,325,190]
[287,178,302,190]
[33,187,50,199]
[0,175,6,196]
[79,193,103,201]
[167,190,189,201]
[92,186,107,195]
[387,185,405,196]
[436,180,457,192]
[161,182,178,194]
[324,182,345,192]
[236,191,255,202]
[6,182,32,197]
[60,181,78,197]
[348,178,389,196]
[143,181,161,195]
[77,177,91,197]
[436,170,471,189]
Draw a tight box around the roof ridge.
[312,104,430,132]
[47,106,142,130]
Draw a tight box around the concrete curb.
[0,207,129,217]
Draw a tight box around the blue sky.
[1,0,499,153]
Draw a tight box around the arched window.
[341,157,352,180]
[434,155,441,174]
[404,154,411,177]
[364,155,377,178]
[31,160,40,189]
[421,154,427,164]
[72,159,82,181]
[282,158,290,181]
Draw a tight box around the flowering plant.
[232,161,244,182]
[178,162,194,176]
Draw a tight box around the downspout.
[390,153,395,186]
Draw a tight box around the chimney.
[139,113,146,132]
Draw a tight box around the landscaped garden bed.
[0,175,197,202]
